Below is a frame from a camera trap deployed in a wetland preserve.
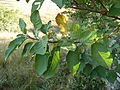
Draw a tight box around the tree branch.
[70,6,101,13]
[98,0,108,11]
[70,6,120,20]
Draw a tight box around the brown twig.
[73,0,79,6]
[70,6,101,13]
[70,6,120,20]
[98,0,108,11]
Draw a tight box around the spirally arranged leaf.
[30,36,48,55]
[34,54,49,75]
[19,18,27,34]
[91,42,113,68]
[4,36,26,60]
[31,0,44,12]
[66,48,80,72]
[30,10,42,29]
[22,42,33,56]
[43,47,60,79]
[51,0,64,8]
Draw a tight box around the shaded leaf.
[90,66,107,79]
[108,1,120,16]
[107,70,117,83]
[34,54,49,75]
[83,64,93,76]
[66,48,80,72]
[78,61,86,73]
[40,21,51,34]
[22,42,33,56]
[116,64,120,73]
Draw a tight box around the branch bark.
[70,6,120,20]
[98,0,108,11]
[70,6,100,13]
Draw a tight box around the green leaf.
[78,61,86,73]
[22,42,33,56]
[19,18,27,34]
[30,36,48,55]
[34,54,49,75]
[91,42,113,68]
[81,53,98,67]
[107,70,117,83]
[30,10,42,29]
[43,47,60,79]
[108,6,120,16]
[40,21,51,34]
[70,29,96,43]
[66,48,80,72]
[108,1,120,16]
[51,0,64,8]
[90,66,107,79]
[31,0,44,12]
[116,64,120,73]
[4,36,26,60]
[83,64,93,76]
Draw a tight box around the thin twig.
[70,6,100,13]
[27,35,39,40]
[98,0,108,11]
[70,6,120,20]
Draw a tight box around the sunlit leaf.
[91,42,113,68]
[19,18,27,34]
[30,36,48,55]
[31,0,44,12]
[30,10,42,29]
[4,36,26,60]
[43,47,60,79]
[51,0,64,8]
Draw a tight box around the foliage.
[5,0,120,89]
[0,42,107,89]
[0,4,20,32]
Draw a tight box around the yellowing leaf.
[55,13,67,35]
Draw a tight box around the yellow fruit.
[55,13,67,35]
